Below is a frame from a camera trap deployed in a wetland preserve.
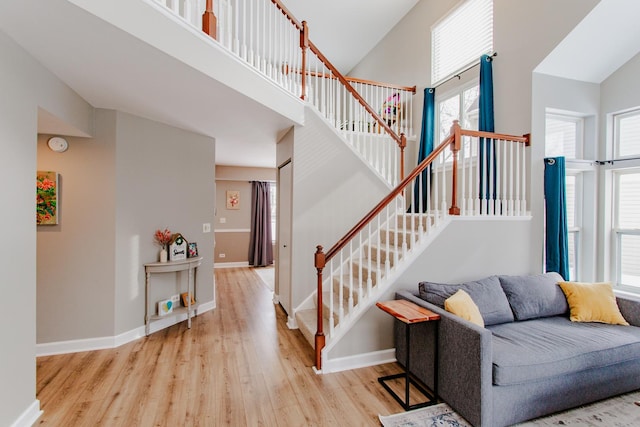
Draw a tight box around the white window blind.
[545,115,582,159]
[615,110,640,158]
[431,0,493,85]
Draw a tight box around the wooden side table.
[377,299,440,410]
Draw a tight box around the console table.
[144,257,202,336]
[377,299,440,410]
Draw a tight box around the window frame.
[612,168,640,291]
[434,79,480,165]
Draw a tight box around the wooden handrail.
[460,129,530,145]
[324,134,453,263]
[284,67,416,93]
[270,0,303,30]
[314,122,532,369]
[308,41,404,151]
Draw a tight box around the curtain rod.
[431,52,498,91]
[596,157,640,165]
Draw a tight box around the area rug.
[379,390,640,427]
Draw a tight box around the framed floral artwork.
[226,190,240,209]
[37,171,59,225]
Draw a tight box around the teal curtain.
[478,54,495,209]
[544,157,569,280]
[412,88,435,212]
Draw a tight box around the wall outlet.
[203,223,211,233]
[219,253,226,258]
[170,294,180,306]
[219,217,226,224]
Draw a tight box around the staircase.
[150,0,531,372]
[295,211,441,348]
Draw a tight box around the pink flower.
[154,228,172,247]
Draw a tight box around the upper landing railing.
[153,0,415,185]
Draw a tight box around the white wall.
[348,0,600,278]
[289,107,393,310]
[0,29,94,426]
[329,218,533,358]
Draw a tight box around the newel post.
[314,245,326,370]
[399,133,407,182]
[299,21,309,100]
[449,121,461,215]
[202,0,217,40]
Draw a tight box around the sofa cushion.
[419,276,514,326]
[498,272,567,320]
[444,289,484,327]
[559,281,629,325]
[489,316,640,386]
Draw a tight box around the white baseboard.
[321,348,396,374]
[10,399,42,427]
[214,261,249,268]
[36,300,216,357]
[286,315,298,329]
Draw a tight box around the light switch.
[203,223,211,233]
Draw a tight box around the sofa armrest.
[617,293,640,327]
[395,290,493,426]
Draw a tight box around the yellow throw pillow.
[558,281,629,325]
[444,289,484,327]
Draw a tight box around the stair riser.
[362,245,396,266]
[331,278,361,305]
[379,230,418,248]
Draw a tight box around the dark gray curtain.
[249,181,274,267]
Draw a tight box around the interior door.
[277,160,292,316]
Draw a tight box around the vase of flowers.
[154,228,172,263]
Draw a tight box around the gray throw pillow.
[418,276,514,326]
[498,272,568,320]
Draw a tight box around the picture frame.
[36,171,59,225]
[226,190,240,209]
[188,242,198,258]
[181,292,196,307]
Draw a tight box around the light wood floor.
[36,267,406,426]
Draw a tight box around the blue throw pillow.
[418,276,514,326]
[498,272,568,320]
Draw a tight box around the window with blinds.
[614,110,640,158]
[431,0,493,85]
[545,115,583,159]
[611,108,640,289]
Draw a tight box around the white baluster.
[348,241,354,312]
[338,251,344,322]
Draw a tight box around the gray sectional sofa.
[394,273,640,426]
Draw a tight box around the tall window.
[610,108,640,289]
[431,0,493,85]
[615,171,640,288]
[545,113,585,280]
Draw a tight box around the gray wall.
[36,110,216,342]
[114,111,215,334]
[37,118,117,341]
[0,29,93,425]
